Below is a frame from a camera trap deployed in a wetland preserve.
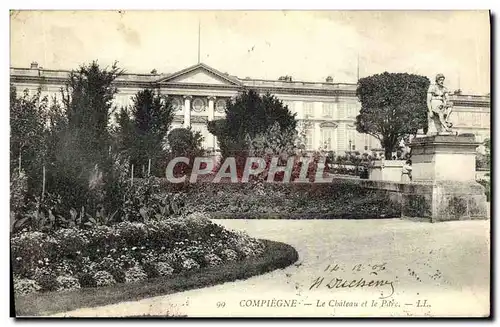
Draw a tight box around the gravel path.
[51,218,490,317]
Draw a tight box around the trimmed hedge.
[14,239,298,317]
[151,179,402,219]
[207,211,400,220]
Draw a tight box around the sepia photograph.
[9,9,491,318]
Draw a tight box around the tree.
[166,127,205,178]
[10,86,49,192]
[355,72,429,160]
[207,89,297,158]
[245,122,322,182]
[115,89,175,176]
[484,138,491,168]
[60,60,123,172]
[48,61,123,212]
[479,138,491,174]
[167,127,204,157]
[113,106,134,155]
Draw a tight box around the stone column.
[332,126,338,152]
[207,96,216,151]
[207,96,215,121]
[183,95,192,128]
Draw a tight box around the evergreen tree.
[115,89,175,176]
[48,61,123,212]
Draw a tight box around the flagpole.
[356,53,360,82]
[197,20,201,64]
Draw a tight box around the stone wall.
[333,177,489,223]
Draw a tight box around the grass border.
[207,212,401,220]
[14,239,298,317]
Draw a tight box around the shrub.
[124,266,148,283]
[115,222,148,247]
[203,253,223,267]
[14,278,41,295]
[122,178,186,222]
[477,179,490,202]
[11,232,58,278]
[220,249,239,262]
[181,258,200,271]
[32,267,58,292]
[155,262,174,277]
[85,225,119,253]
[56,275,81,292]
[76,272,96,288]
[53,228,90,259]
[174,181,401,219]
[11,192,67,233]
[94,271,116,287]
[53,260,76,277]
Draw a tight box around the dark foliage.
[356,72,430,159]
[114,89,175,177]
[207,89,297,160]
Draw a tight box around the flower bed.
[11,213,266,296]
[14,239,298,317]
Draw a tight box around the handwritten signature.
[309,276,395,299]
[309,263,395,299]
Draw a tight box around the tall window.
[364,134,369,151]
[322,102,334,118]
[303,101,314,118]
[304,128,314,150]
[321,128,333,151]
[473,112,481,127]
[348,129,356,151]
[348,106,357,118]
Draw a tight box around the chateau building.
[10,62,491,154]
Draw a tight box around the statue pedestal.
[369,160,406,182]
[403,135,488,222]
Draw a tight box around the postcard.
[10,10,490,318]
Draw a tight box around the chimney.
[326,76,333,83]
[30,62,39,69]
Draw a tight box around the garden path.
[52,218,490,317]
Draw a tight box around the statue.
[426,74,454,135]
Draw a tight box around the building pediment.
[157,63,242,87]
[320,121,338,128]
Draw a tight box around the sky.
[10,10,490,95]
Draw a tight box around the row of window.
[170,97,227,113]
[302,127,374,151]
[283,100,360,119]
[452,111,489,127]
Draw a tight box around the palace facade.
[10,62,491,154]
